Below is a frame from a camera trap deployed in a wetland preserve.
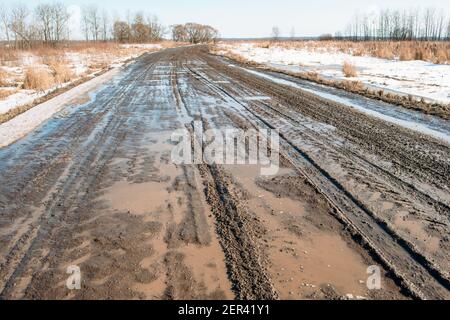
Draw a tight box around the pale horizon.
[1,0,450,40]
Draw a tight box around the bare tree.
[447,17,450,40]
[423,7,436,39]
[435,11,445,40]
[82,5,101,42]
[53,2,69,43]
[10,3,32,48]
[35,3,53,43]
[271,26,280,41]
[131,12,148,43]
[290,26,295,39]
[0,3,11,44]
[100,9,110,41]
[171,24,187,42]
[113,20,130,43]
[81,6,90,41]
[147,14,164,42]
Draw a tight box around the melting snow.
[239,67,450,144]
[218,43,450,104]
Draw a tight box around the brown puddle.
[225,164,373,299]
[99,133,234,299]
[103,180,170,215]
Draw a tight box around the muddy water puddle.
[224,164,373,299]
[103,180,171,215]
[99,131,233,299]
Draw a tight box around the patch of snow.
[0,90,45,114]
[120,43,162,50]
[218,43,450,104]
[0,68,120,148]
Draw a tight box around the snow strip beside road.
[218,43,450,104]
[238,66,450,144]
[0,68,120,148]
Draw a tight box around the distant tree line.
[0,1,218,49]
[112,13,165,43]
[171,23,219,43]
[341,7,450,41]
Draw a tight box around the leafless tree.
[290,27,295,39]
[113,20,130,43]
[35,4,53,43]
[81,6,90,41]
[271,26,280,41]
[131,12,148,43]
[447,18,450,40]
[434,11,445,40]
[100,9,110,41]
[185,23,201,43]
[0,3,11,44]
[171,24,187,42]
[53,3,69,43]
[146,14,164,41]
[9,3,33,48]
[82,5,101,42]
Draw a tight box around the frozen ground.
[216,42,450,104]
[0,44,163,116]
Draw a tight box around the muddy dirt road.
[0,46,449,300]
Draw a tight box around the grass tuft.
[23,68,55,91]
[343,61,358,77]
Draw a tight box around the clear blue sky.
[2,0,450,38]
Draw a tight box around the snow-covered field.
[216,42,450,104]
[0,43,163,116]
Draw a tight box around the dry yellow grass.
[341,80,364,91]
[0,49,19,66]
[46,59,74,84]
[0,69,8,86]
[374,47,395,60]
[0,88,18,100]
[23,68,55,91]
[343,61,358,77]
[53,63,73,84]
[229,40,450,64]
[433,49,449,64]
[399,47,415,61]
